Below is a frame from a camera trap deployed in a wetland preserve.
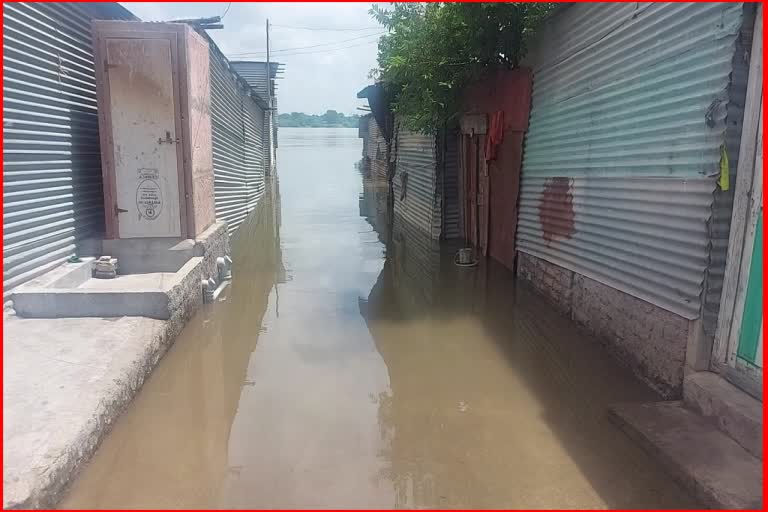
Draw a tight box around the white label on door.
[136,168,163,220]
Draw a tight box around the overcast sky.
[120,2,384,115]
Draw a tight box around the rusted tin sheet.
[517,2,746,317]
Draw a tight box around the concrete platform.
[684,371,763,459]
[10,222,229,320]
[102,237,195,274]
[11,257,203,320]
[2,311,186,509]
[609,401,763,509]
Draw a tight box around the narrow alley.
[60,128,697,509]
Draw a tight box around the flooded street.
[61,128,696,509]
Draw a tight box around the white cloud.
[120,2,383,115]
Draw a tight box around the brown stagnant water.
[60,128,697,509]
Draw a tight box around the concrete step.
[609,401,762,509]
[684,371,763,459]
[102,238,195,273]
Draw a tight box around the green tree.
[278,112,361,128]
[370,2,556,133]
[322,109,343,125]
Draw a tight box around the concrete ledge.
[12,289,170,319]
[193,220,230,280]
[609,401,763,509]
[684,371,763,459]
[3,313,183,508]
[193,220,228,257]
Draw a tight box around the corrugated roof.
[229,61,284,104]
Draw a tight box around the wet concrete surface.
[60,128,698,509]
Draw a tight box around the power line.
[220,2,232,20]
[271,23,382,32]
[228,38,380,59]
[233,32,383,56]
[228,32,383,57]
[269,38,381,57]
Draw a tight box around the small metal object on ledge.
[93,256,118,279]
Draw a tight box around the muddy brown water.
[60,127,697,509]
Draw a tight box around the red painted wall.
[462,69,532,271]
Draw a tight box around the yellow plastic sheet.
[719,144,730,191]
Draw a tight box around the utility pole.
[266,18,273,175]
[266,18,271,108]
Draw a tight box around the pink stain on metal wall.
[539,177,575,244]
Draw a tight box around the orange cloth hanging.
[485,110,504,161]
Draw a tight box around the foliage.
[278,110,360,128]
[370,2,556,133]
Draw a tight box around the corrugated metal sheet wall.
[242,96,265,212]
[366,117,379,160]
[210,48,248,231]
[372,155,388,185]
[3,2,132,297]
[229,61,279,105]
[367,117,388,183]
[264,112,274,175]
[359,114,370,154]
[209,47,266,233]
[230,62,269,99]
[440,130,460,239]
[518,2,745,319]
[393,122,439,238]
[228,62,279,176]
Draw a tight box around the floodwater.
[61,127,697,509]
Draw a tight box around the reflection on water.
[279,126,361,149]
[61,127,696,509]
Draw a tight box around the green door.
[737,210,763,366]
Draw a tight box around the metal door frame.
[712,7,763,395]
[94,28,189,239]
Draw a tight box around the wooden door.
[477,134,489,256]
[463,133,489,255]
[736,210,763,367]
[464,134,477,244]
[488,133,524,270]
[105,36,183,238]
